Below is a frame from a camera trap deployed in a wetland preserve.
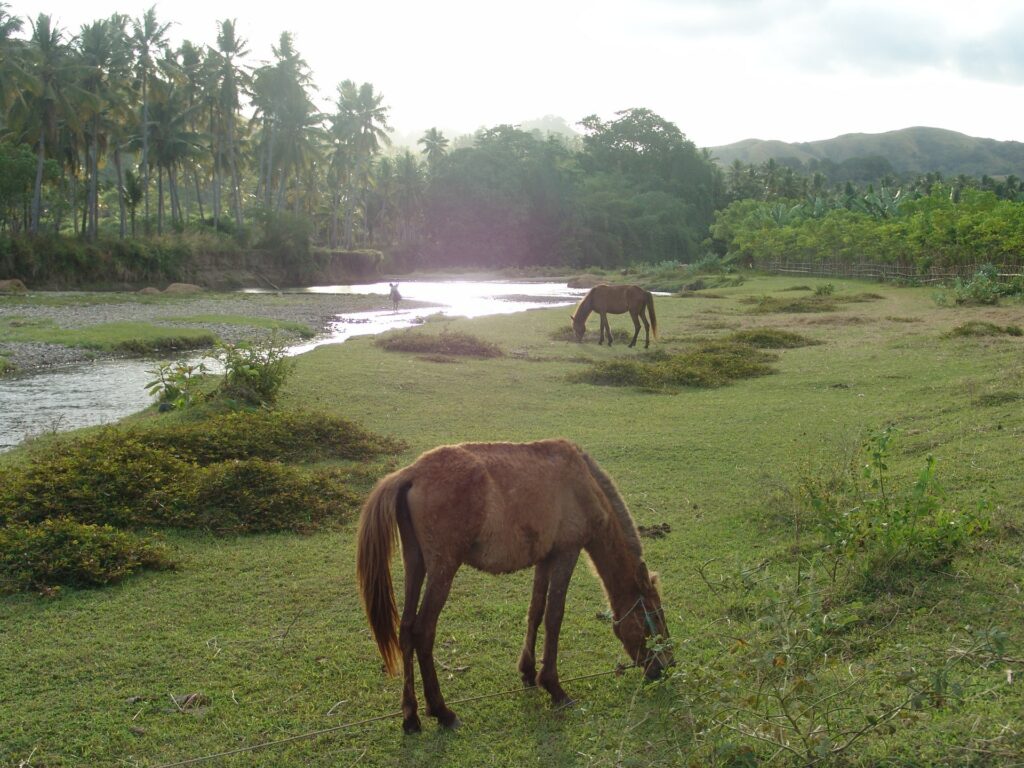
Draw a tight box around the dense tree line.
[0,5,723,276]
[710,187,1024,270]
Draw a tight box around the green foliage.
[254,209,312,273]
[146,360,211,408]
[727,329,822,348]
[0,354,14,377]
[814,282,835,296]
[375,327,503,358]
[572,341,776,391]
[0,409,402,591]
[214,336,294,405]
[0,434,192,527]
[713,190,1024,272]
[0,518,171,593]
[944,321,1023,338]
[745,294,839,313]
[162,460,359,534]
[805,428,988,593]
[140,409,405,464]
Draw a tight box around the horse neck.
[584,519,644,616]
[575,292,594,321]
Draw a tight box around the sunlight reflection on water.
[0,281,584,451]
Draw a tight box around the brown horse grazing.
[571,284,658,348]
[356,439,672,734]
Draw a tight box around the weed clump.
[376,327,502,358]
[141,409,405,464]
[155,461,359,534]
[572,341,776,391]
[0,410,403,591]
[744,294,839,313]
[728,329,821,348]
[945,321,1023,338]
[0,519,171,593]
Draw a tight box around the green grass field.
[2,275,1023,767]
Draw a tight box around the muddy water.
[0,281,584,451]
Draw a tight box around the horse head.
[612,563,673,680]
[570,313,586,341]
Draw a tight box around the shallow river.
[0,280,584,452]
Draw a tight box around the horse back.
[591,284,650,314]
[404,440,607,574]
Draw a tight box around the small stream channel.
[0,280,585,452]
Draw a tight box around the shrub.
[0,519,171,593]
[158,460,359,533]
[376,327,503,358]
[572,340,776,391]
[146,360,211,409]
[0,434,191,527]
[728,329,822,348]
[141,409,405,464]
[815,282,835,296]
[214,336,293,405]
[806,428,988,594]
[945,321,1023,338]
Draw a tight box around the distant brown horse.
[356,439,672,733]
[571,284,658,348]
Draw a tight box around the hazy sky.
[7,0,1023,148]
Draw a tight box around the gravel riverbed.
[0,291,398,373]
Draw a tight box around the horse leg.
[518,561,550,686]
[397,509,426,734]
[413,569,461,728]
[639,309,651,349]
[537,548,581,706]
[628,310,641,348]
[600,313,611,345]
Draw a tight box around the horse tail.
[356,471,408,676]
[646,291,658,340]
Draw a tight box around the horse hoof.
[554,697,576,711]
[437,711,461,730]
[403,716,422,734]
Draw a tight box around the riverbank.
[0,290,401,373]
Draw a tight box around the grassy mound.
[945,321,1023,338]
[376,327,502,358]
[0,409,403,592]
[571,341,776,391]
[0,519,171,594]
[728,329,822,348]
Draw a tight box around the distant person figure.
[389,283,402,311]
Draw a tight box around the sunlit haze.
[6,0,1024,147]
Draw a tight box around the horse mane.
[579,449,642,558]
[571,288,594,321]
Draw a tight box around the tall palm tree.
[212,19,248,227]
[14,14,84,234]
[145,78,201,232]
[417,127,448,174]
[0,3,25,129]
[131,6,170,231]
[330,80,391,247]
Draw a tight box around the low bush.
[214,337,293,405]
[376,327,502,358]
[153,460,360,534]
[945,321,1023,338]
[0,434,192,527]
[141,409,405,464]
[800,428,988,594]
[0,518,171,593]
[728,329,822,348]
[572,340,776,391]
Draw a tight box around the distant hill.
[707,127,1024,178]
